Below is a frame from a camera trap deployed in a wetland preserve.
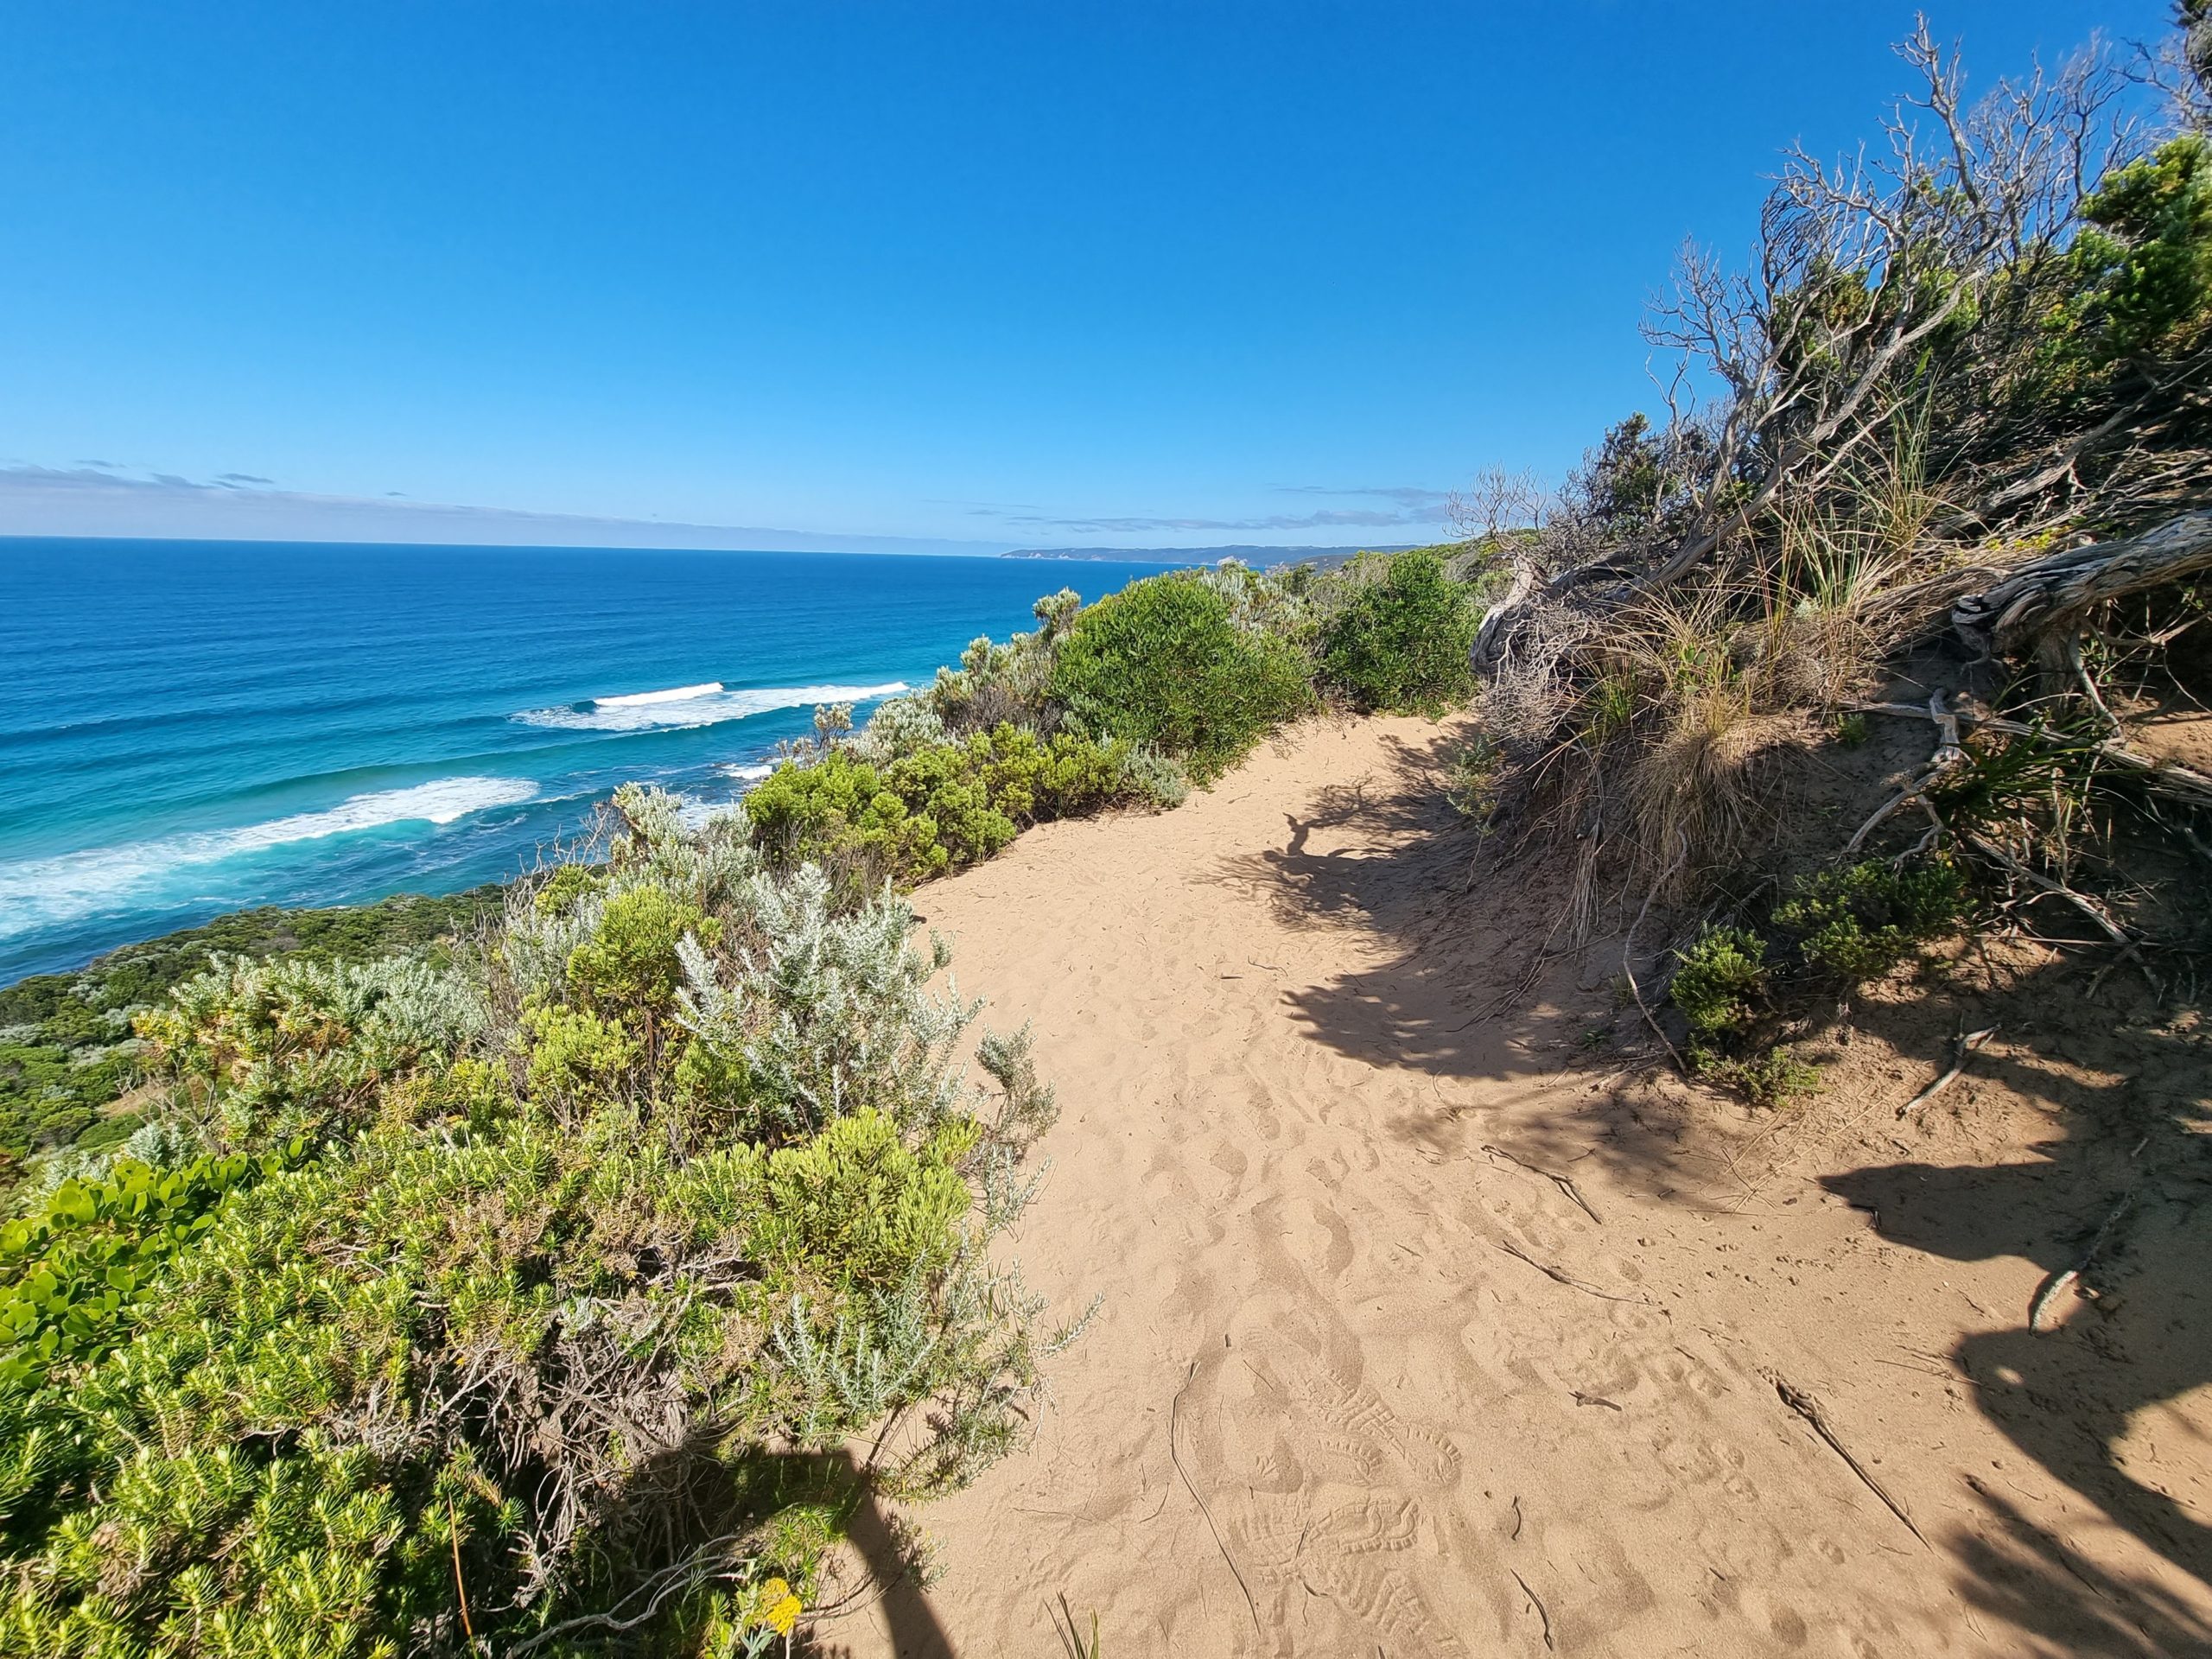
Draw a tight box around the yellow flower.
[753,1578,802,1637]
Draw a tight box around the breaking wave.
[0,778,540,935]
[515,681,909,734]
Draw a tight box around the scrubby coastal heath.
[3,11,2211,1657]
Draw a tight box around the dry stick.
[1846,691,1965,858]
[1482,1143,1605,1225]
[1897,1027,1999,1117]
[1491,1237,1649,1305]
[447,1496,477,1650]
[1169,1360,1261,1637]
[2064,632,2122,734]
[1509,1569,1555,1653]
[1963,833,2136,952]
[1848,700,2212,812]
[1772,1378,1927,1548]
[2028,1192,2134,1336]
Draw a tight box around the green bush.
[0,1148,287,1386]
[1696,1045,1821,1108]
[1317,550,1479,714]
[1669,926,1770,1038]
[1048,572,1311,781]
[1773,858,1964,982]
[0,888,501,1174]
[0,785,1070,1656]
[747,724,1136,887]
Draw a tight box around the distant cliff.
[1003,543,1418,570]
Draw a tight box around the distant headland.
[1001,543,1421,569]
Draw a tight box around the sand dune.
[830,715,2212,1657]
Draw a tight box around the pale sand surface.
[830,715,2211,1657]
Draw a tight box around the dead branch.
[1491,1237,1649,1305]
[1482,1144,1605,1225]
[1849,699,2212,813]
[1845,692,1968,856]
[1963,832,2134,947]
[1772,1377,1927,1546]
[1168,1359,1260,1636]
[1897,1027,1999,1116]
[1952,509,2212,654]
[2028,1191,2133,1335]
[1510,1568,1556,1652]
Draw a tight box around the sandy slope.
[829,715,2211,1658]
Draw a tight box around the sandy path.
[831,716,2211,1658]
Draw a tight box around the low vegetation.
[743,544,1499,885]
[0,890,499,1175]
[0,788,1080,1655]
[1668,859,1967,1103]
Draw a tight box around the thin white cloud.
[0,464,1011,556]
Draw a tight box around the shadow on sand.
[1821,952,2212,1653]
[1203,719,2212,1656]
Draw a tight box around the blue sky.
[0,1,2176,552]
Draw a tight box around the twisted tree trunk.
[1951,509,2212,655]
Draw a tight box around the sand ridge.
[831,715,2210,1657]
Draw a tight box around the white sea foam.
[0,777,539,934]
[717,761,778,782]
[517,681,908,734]
[595,682,723,708]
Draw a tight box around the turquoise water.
[0,538,1168,981]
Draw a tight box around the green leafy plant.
[1668,925,1770,1038]
[1773,858,1965,982]
[1695,1044,1821,1107]
[1049,572,1311,782]
[0,785,1076,1656]
[747,724,1139,889]
[1316,550,1479,714]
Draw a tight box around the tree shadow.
[1821,950,2212,1642]
[581,1441,951,1656]
[1205,725,1584,1085]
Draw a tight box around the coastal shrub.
[0,1147,284,1386]
[0,785,1072,1656]
[1445,733,1503,826]
[1772,858,1965,982]
[926,588,1081,737]
[744,749,951,884]
[1317,550,1479,714]
[1698,1045,1821,1108]
[748,724,1138,888]
[1049,572,1312,781]
[1668,925,1770,1039]
[854,693,949,765]
[0,889,499,1177]
[1120,746,1192,810]
[133,952,489,1154]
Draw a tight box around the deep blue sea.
[0,538,1170,982]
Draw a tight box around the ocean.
[0,538,1172,982]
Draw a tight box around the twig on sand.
[1169,1360,1261,1636]
[2028,1192,2133,1336]
[1772,1377,1926,1547]
[1509,1569,1555,1652]
[1481,1144,1605,1224]
[1897,1027,1999,1117]
[1571,1390,1623,1412]
[1491,1238,1649,1305]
